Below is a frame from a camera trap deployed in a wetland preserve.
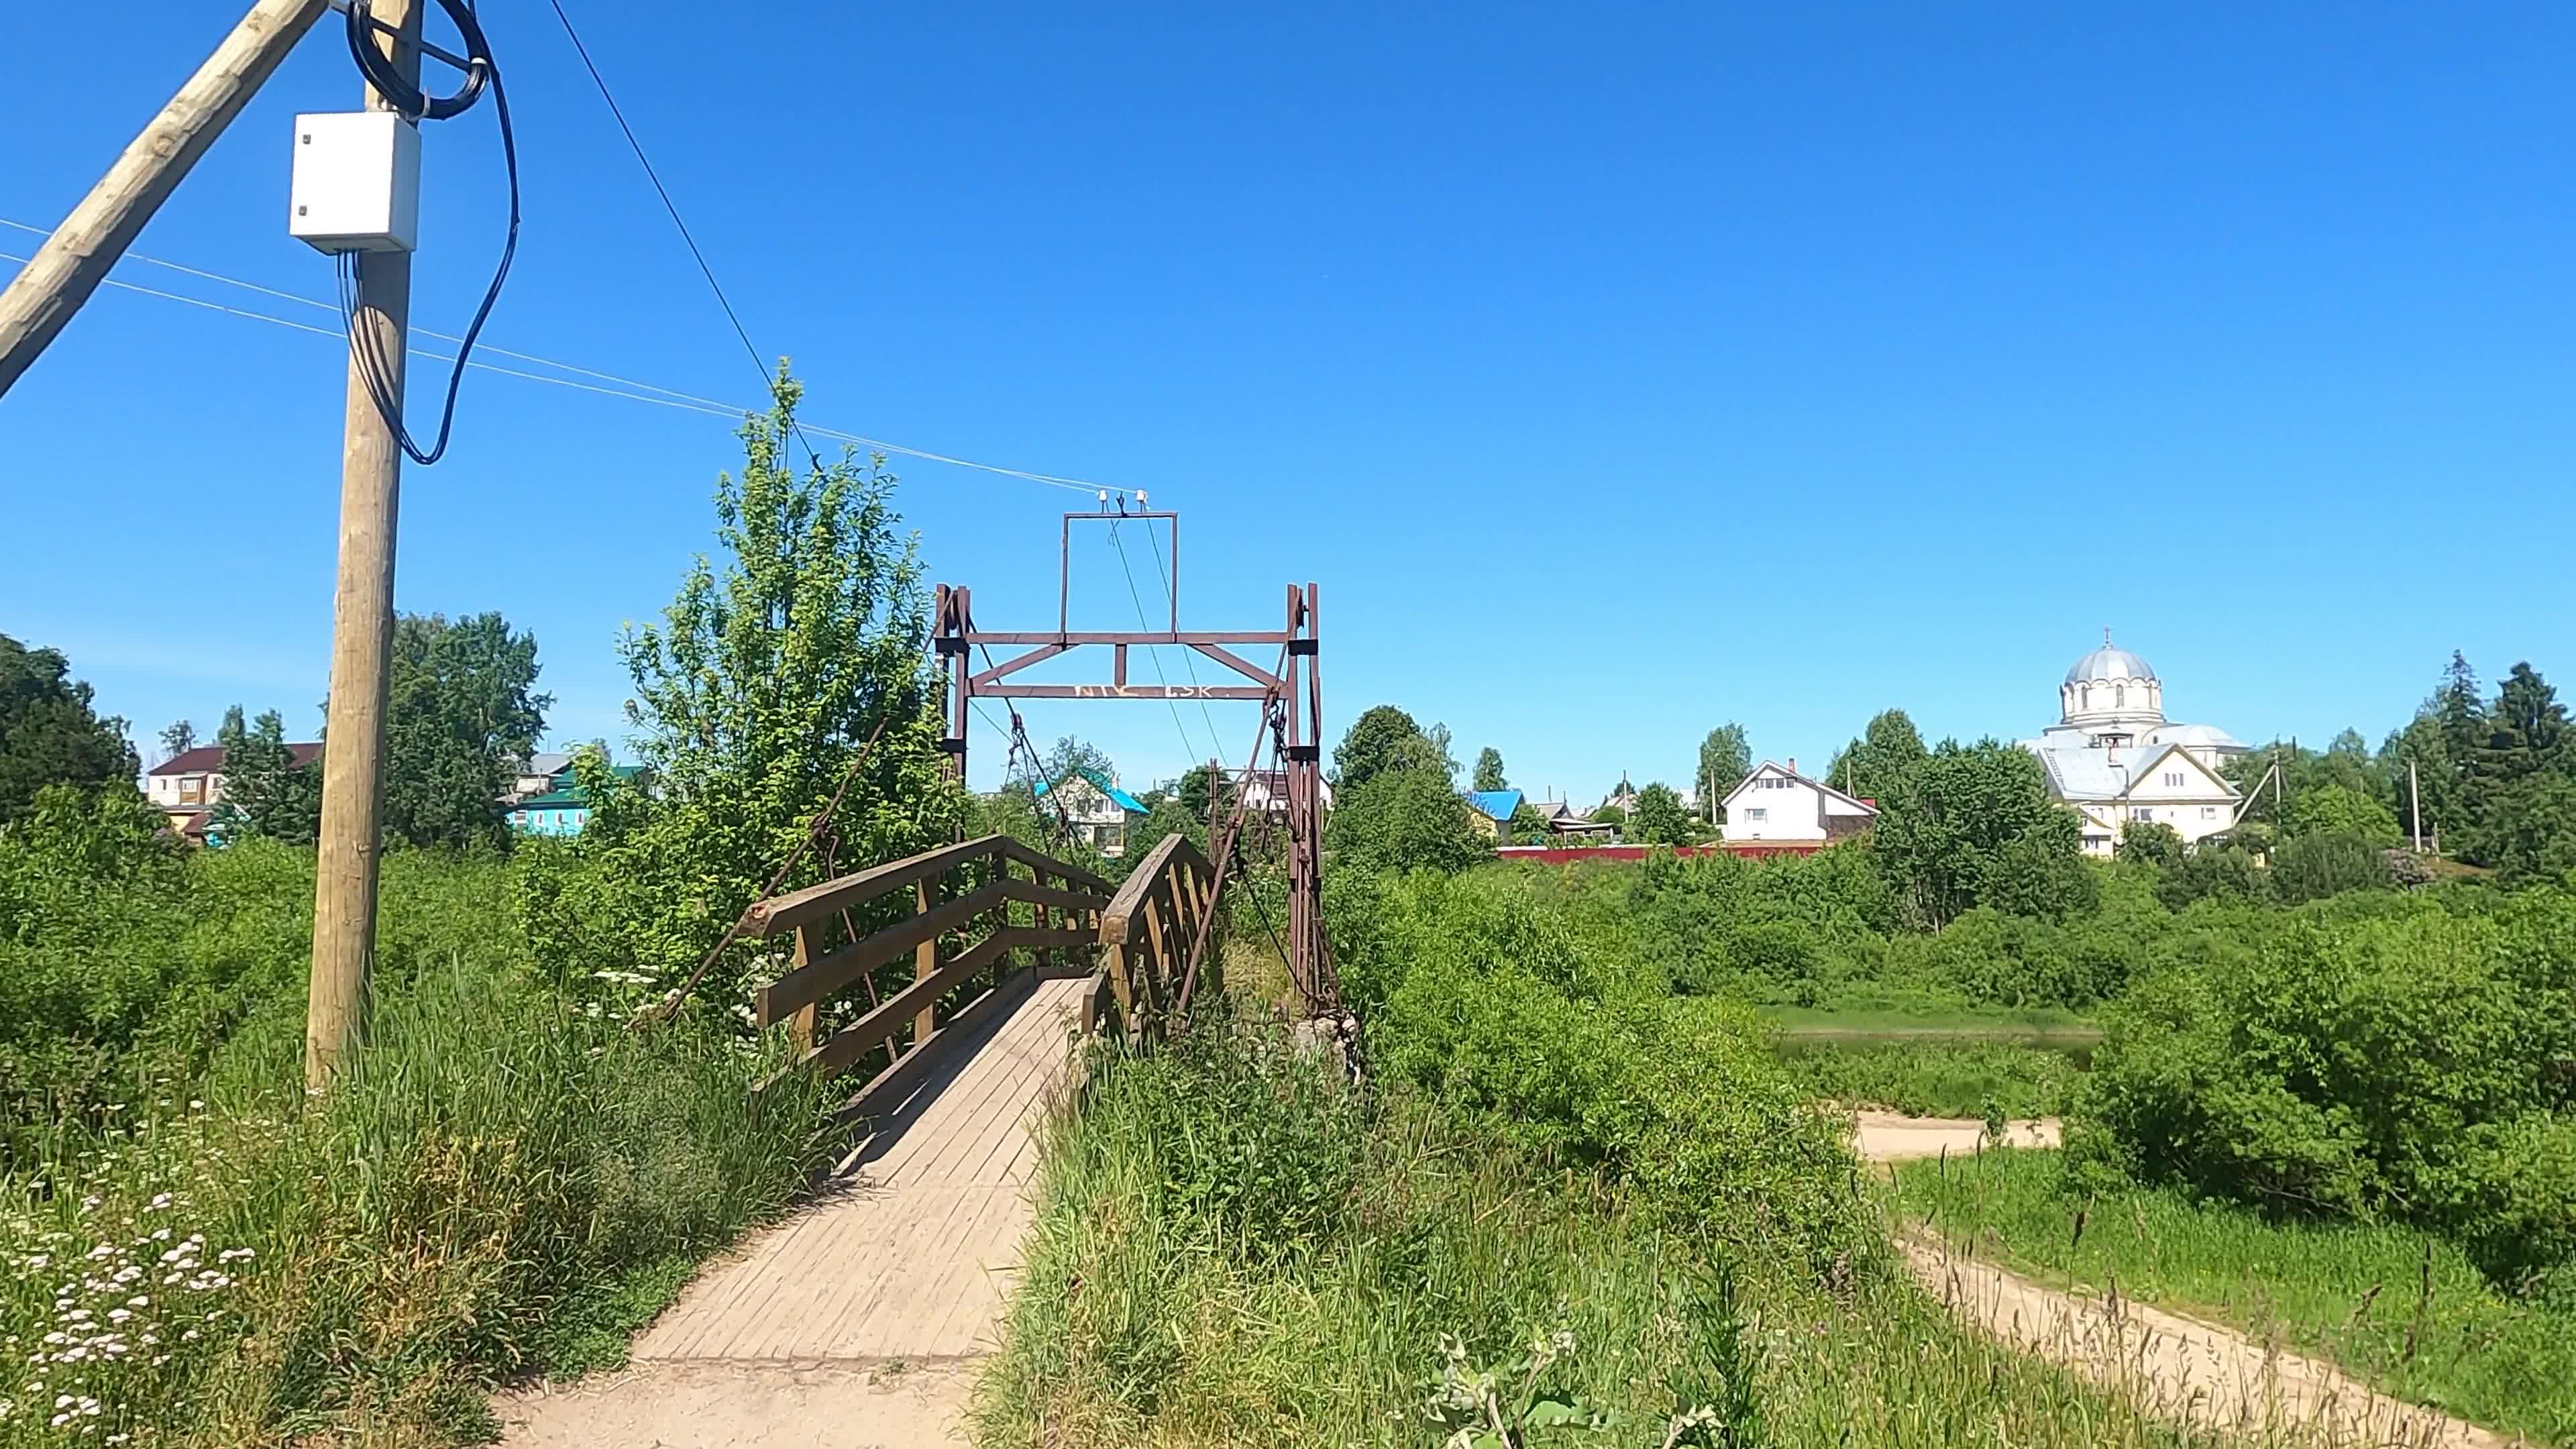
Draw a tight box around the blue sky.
[4,3,2571,805]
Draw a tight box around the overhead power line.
[0,225,1099,493]
[537,0,828,471]
[1106,518,1207,767]
[1138,521,1225,753]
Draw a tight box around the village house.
[1035,769,1148,857]
[1718,758,1878,848]
[1464,788,1522,840]
[146,741,321,843]
[1211,767,1334,817]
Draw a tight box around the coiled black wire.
[335,0,517,467]
[343,0,488,121]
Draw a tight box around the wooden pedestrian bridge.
[625,829,1219,1368]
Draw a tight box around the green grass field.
[1892,1146,2576,1446]
[1779,1036,2086,1118]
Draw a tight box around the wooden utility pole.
[306,0,421,1089]
[0,0,327,398]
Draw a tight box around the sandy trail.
[1862,1118,2519,1448]
[1851,1110,2059,1160]
[497,1360,971,1448]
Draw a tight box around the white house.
[1213,767,1334,817]
[1719,759,1878,845]
[147,741,321,843]
[1034,769,1148,857]
[2018,635,2251,855]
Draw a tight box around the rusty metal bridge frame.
[930,506,1335,1013]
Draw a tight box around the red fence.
[1495,841,1827,865]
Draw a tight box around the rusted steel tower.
[931,507,1334,1014]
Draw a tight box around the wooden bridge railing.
[743,833,1112,1107]
[1096,832,1221,1038]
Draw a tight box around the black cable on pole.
[343,0,489,120]
[335,0,517,468]
[542,0,828,474]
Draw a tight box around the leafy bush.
[1348,870,1871,1273]
[1326,765,1489,879]
[2074,887,2576,1291]
[2271,829,2396,903]
[1105,1014,1367,1262]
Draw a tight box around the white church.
[2019,635,2252,855]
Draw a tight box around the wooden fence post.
[912,876,938,1053]
[790,922,821,1054]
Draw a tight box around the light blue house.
[507,763,646,837]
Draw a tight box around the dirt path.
[1860,1118,2517,1448]
[1851,1110,2059,1161]
[498,1361,970,1448]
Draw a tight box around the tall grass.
[1780,1038,2084,1119]
[975,1019,2247,1449]
[1894,1147,2576,1445]
[0,847,834,1446]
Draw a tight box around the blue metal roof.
[1036,768,1147,814]
[1466,788,1523,822]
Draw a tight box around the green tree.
[1039,734,1115,792]
[1122,793,1205,868]
[2473,774,2576,887]
[1332,705,1451,787]
[211,706,321,844]
[2433,651,2490,840]
[530,371,963,1010]
[382,611,551,850]
[1507,802,1551,845]
[1176,763,1216,820]
[0,634,139,823]
[1871,739,2082,927]
[2269,832,2394,903]
[2156,841,2265,911]
[1326,766,1487,877]
[2476,663,2569,784]
[156,718,196,763]
[2114,818,2185,871]
[1471,745,1509,793]
[1983,825,2100,921]
[1825,708,1926,804]
[2279,782,2403,846]
[1695,722,1751,820]
[1631,782,1691,845]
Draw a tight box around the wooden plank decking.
[635,972,1093,1364]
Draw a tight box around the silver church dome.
[2064,644,2157,686]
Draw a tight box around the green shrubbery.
[0,784,832,1446]
[2,788,536,1169]
[2074,885,2576,1297]
[1338,869,1872,1273]
[1784,1038,2085,1119]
